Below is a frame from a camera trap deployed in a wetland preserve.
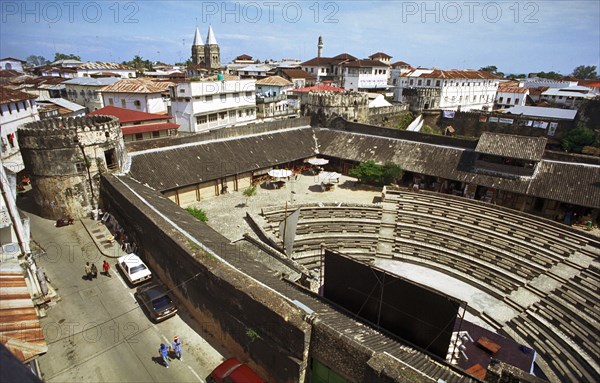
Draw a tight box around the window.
[134,100,141,109]
[409,79,414,86]
[108,98,114,105]
[219,112,226,119]
[499,97,503,103]
[121,99,126,108]
[436,80,440,86]
[426,80,431,86]
[196,115,207,124]
[417,80,422,86]
[245,91,252,97]
[220,94,226,101]
[76,162,86,173]
[233,92,240,99]
[208,113,217,122]
[229,110,236,118]
[179,88,185,93]
[515,98,519,104]
[506,98,511,104]
[152,131,160,138]
[473,96,476,102]
[205,95,213,102]
[135,133,143,141]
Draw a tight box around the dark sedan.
[136,283,178,322]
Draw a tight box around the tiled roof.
[301,54,355,66]
[405,69,500,80]
[122,122,179,135]
[0,57,26,63]
[88,105,173,123]
[332,53,357,60]
[256,76,293,87]
[0,70,21,78]
[101,78,173,93]
[369,52,392,58]
[527,86,549,96]
[0,260,47,362]
[475,132,547,161]
[391,61,411,67]
[279,69,315,80]
[41,67,76,74]
[0,87,37,104]
[235,54,253,60]
[77,61,134,70]
[497,85,529,94]
[289,84,347,93]
[342,60,388,68]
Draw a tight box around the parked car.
[135,282,178,322]
[207,357,265,383]
[117,254,152,285]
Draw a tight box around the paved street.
[19,194,225,382]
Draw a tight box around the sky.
[1,0,599,75]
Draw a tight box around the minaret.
[205,25,221,69]
[191,26,205,65]
[318,36,323,58]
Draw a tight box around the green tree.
[396,112,414,130]
[123,55,153,72]
[349,160,383,185]
[381,163,403,185]
[572,65,597,80]
[242,186,257,207]
[26,55,49,67]
[53,52,81,62]
[561,127,597,153]
[186,207,208,222]
[479,65,504,78]
[536,71,562,80]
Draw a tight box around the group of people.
[84,261,111,280]
[159,336,183,368]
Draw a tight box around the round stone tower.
[18,115,126,219]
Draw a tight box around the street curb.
[79,218,122,259]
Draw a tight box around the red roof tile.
[279,68,316,80]
[88,105,173,123]
[122,122,179,135]
[342,59,388,68]
[369,52,392,59]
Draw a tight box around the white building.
[63,77,121,112]
[495,83,529,109]
[368,52,393,65]
[231,64,273,79]
[101,78,172,114]
[0,57,25,73]
[394,69,500,112]
[539,86,597,109]
[389,61,413,87]
[340,60,389,91]
[76,62,136,79]
[0,89,39,173]
[255,76,298,119]
[170,77,257,133]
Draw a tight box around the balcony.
[256,94,287,104]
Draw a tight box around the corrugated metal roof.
[0,260,47,362]
[62,77,120,86]
[475,132,547,161]
[101,78,173,94]
[0,87,37,104]
[501,106,577,120]
[44,98,86,112]
[77,62,133,70]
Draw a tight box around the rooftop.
[256,76,293,87]
[0,87,37,104]
[77,62,134,70]
[501,106,578,120]
[289,84,347,93]
[476,132,547,161]
[89,105,173,123]
[404,69,500,80]
[62,77,121,87]
[101,78,173,93]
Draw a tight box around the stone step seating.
[292,218,381,237]
[396,201,571,266]
[393,241,516,299]
[547,290,599,333]
[394,190,596,251]
[262,204,382,224]
[396,219,551,280]
[505,312,599,382]
[293,235,379,255]
[292,253,374,270]
[531,300,600,361]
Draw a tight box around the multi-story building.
[63,77,121,112]
[255,76,298,119]
[494,82,529,109]
[75,62,136,79]
[170,77,256,133]
[0,57,25,73]
[389,61,413,87]
[539,86,597,109]
[89,105,179,143]
[394,68,500,112]
[101,78,172,114]
[339,60,389,91]
[0,88,39,173]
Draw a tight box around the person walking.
[172,336,182,361]
[84,262,92,280]
[91,263,98,279]
[102,260,111,277]
[159,343,169,368]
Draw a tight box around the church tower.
[191,26,205,65]
[204,25,221,69]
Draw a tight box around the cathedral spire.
[193,26,203,46]
[206,25,218,45]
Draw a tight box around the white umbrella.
[320,172,341,183]
[268,169,292,178]
[307,158,329,166]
